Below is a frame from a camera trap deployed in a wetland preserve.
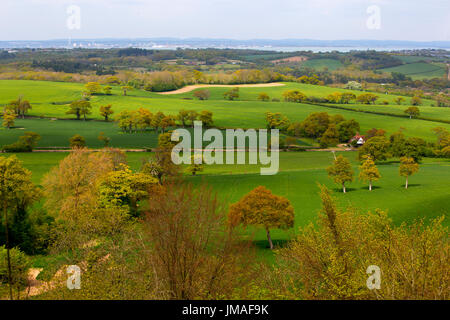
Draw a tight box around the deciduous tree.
[327,155,354,193]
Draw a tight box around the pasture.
[1,80,449,149]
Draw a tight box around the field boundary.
[156,82,286,95]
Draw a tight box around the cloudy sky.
[1,0,449,41]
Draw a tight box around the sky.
[0,0,449,41]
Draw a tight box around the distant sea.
[1,38,449,52]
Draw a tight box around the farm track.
[157,82,286,95]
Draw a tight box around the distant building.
[349,134,366,146]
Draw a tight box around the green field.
[300,58,343,71]
[1,80,449,148]
[9,151,450,250]
[381,62,447,80]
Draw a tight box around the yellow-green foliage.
[359,155,381,190]
[327,155,354,192]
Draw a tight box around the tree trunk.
[266,228,274,250]
[342,183,346,193]
[4,202,13,300]
[369,180,372,191]
[405,176,408,189]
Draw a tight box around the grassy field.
[1,80,449,149]
[8,151,450,254]
[380,62,447,80]
[300,58,343,70]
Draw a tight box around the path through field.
[157,82,285,95]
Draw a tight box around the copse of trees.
[66,100,92,121]
[223,87,240,100]
[1,132,41,153]
[356,93,379,104]
[8,96,32,119]
[282,90,306,103]
[116,108,213,133]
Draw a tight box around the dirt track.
[157,82,285,95]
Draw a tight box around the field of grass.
[8,151,450,253]
[300,58,343,71]
[380,62,447,80]
[1,80,449,149]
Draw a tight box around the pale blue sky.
[1,0,449,41]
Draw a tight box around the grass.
[6,150,449,263]
[300,58,343,71]
[1,79,449,147]
[380,62,447,80]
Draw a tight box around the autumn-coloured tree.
[282,90,306,103]
[399,157,419,189]
[223,87,240,100]
[99,104,114,121]
[228,186,294,249]
[265,112,290,130]
[327,155,354,193]
[404,106,420,119]
[160,115,176,133]
[2,109,16,129]
[193,89,210,100]
[358,136,391,161]
[359,155,381,191]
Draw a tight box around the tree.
[0,155,39,299]
[320,124,339,148]
[103,86,112,95]
[187,110,198,127]
[300,112,330,138]
[98,132,111,147]
[394,97,405,105]
[151,111,166,132]
[160,115,176,133]
[258,92,270,102]
[282,90,306,103]
[199,110,213,127]
[274,185,449,300]
[177,109,189,127]
[0,246,29,300]
[187,155,204,176]
[359,155,381,191]
[344,81,362,90]
[399,157,419,189]
[85,82,102,95]
[193,89,210,100]
[223,87,239,100]
[404,106,420,119]
[121,85,133,96]
[67,100,92,120]
[327,155,354,193]
[356,93,379,105]
[366,128,386,138]
[98,165,158,215]
[358,136,391,161]
[411,96,422,106]
[229,186,294,250]
[2,109,16,129]
[9,97,32,118]
[99,104,114,121]
[337,119,360,142]
[69,134,86,148]
[265,112,290,130]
